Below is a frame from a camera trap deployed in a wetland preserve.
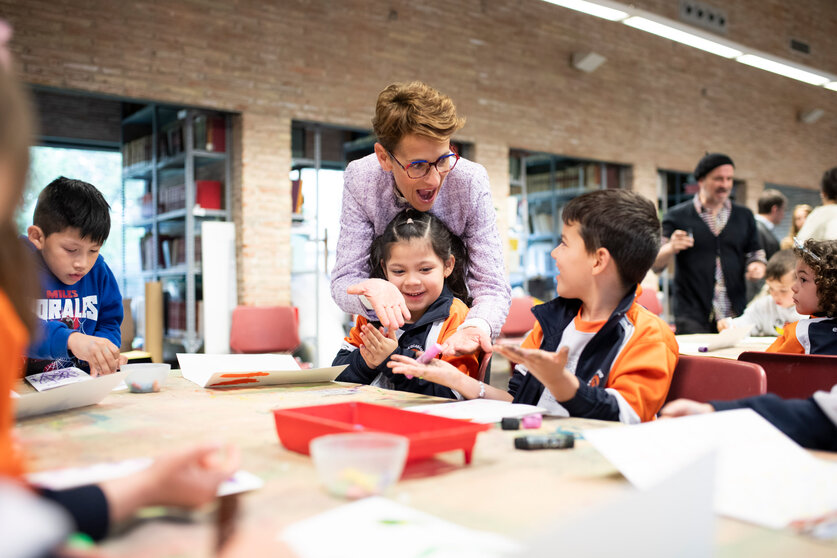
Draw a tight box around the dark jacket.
[662,200,761,331]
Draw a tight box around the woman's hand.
[441,327,492,357]
[494,344,579,402]
[359,324,398,368]
[347,279,410,329]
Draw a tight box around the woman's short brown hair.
[372,82,465,152]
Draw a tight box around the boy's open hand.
[494,344,579,401]
[347,278,410,330]
[67,332,121,376]
[358,324,398,368]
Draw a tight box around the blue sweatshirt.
[24,237,123,373]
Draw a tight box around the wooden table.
[676,334,776,359]
[16,373,836,557]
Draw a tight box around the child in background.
[717,250,803,336]
[333,209,480,398]
[24,176,125,376]
[0,45,238,551]
[389,190,677,423]
[766,238,837,355]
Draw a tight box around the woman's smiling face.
[378,134,453,212]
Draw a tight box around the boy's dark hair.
[563,190,661,290]
[33,177,111,244]
[370,209,471,306]
[793,239,837,318]
[757,189,787,214]
[821,167,837,202]
[765,249,796,281]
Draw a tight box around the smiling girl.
[332,209,480,397]
[767,239,837,355]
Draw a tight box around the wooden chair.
[665,355,767,404]
[230,306,301,354]
[737,351,837,399]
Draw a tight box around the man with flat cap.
[654,153,766,334]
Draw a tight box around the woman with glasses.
[331,82,511,357]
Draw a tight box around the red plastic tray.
[273,402,491,464]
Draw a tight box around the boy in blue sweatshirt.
[24,177,125,376]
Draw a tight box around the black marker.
[514,434,574,450]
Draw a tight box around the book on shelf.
[156,235,202,269]
[158,121,184,159]
[194,115,226,152]
[122,135,153,168]
[165,298,202,334]
[196,180,222,210]
[291,178,303,214]
[158,175,186,213]
[140,232,156,270]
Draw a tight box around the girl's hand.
[659,399,715,418]
[494,344,579,402]
[359,324,398,368]
[347,279,410,330]
[387,353,460,388]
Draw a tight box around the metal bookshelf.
[121,104,232,353]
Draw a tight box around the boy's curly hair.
[794,239,837,317]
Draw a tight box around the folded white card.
[176,353,345,388]
[15,371,127,420]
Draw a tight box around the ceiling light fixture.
[542,0,628,22]
[623,16,742,59]
[541,0,837,92]
[737,54,831,86]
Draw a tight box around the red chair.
[665,355,767,404]
[230,306,301,354]
[737,351,837,399]
[635,288,662,316]
[499,296,536,343]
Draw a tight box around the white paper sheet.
[176,353,345,388]
[281,497,522,558]
[677,324,753,353]
[27,458,263,497]
[405,399,546,424]
[584,409,837,529]
[25,367,90,392]
[15,371,127,419]
[525,452,715,558]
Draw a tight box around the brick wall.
[4,0,836,305]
